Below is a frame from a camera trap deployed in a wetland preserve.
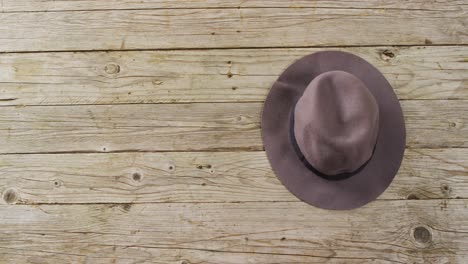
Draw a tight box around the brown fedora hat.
[262,51,405,210]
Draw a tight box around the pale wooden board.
[2,0,466,12]
[0,8,466,52]
[0,101,465,154]
[0,46,467,106]
[0,148,466,205]
[0,200,467,263]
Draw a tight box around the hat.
[261,51,405,210]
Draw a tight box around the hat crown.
[293,71,380,176]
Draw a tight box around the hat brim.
[261,51,406,210]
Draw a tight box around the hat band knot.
[289,106,375,181]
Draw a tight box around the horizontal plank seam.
[1,98,464,108]
[0,101,264,108]
[0,149,262,155]
[0,148,459,155]
[0,246,92,259]
[0,245,408,263]
[7,197,468,206]
[1,44,467,55]
[1,99,467,109]
[2,145,468,156]
[0,6,462,14]
[122,245,407,262]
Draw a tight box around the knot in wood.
[3,188,18,204]
[132,172,142,181]
[104,63,120,74]
[413,226,432,244]
[407,194,419,200]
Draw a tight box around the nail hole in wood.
[413,226,432,244]
[441,185,451,195]
[211,32,215,35]
[169,165,175,171]
[121,204,132,212]
[383,50,394,58]
[102,147,107,152]
[380,50,395,61]
[227,61,232,64]
[281,237,286,241]
[3,189,18,204]
[232,86,238,91]
[201,183,206,186]
[227,72,233,78]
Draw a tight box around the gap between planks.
[0,44,468,55]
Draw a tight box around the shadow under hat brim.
[261,51,406,210]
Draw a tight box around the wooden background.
[0,1,467,263]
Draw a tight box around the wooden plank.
[404,100,467,148]
[0,200,467,263]
[0,101,466,154]
[0,103,261,153]
[0,8,465,52]
[2,0,466,12]
[0,149,466,205]
[0,46,466,106]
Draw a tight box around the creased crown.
[293,71,380,176]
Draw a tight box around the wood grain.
[1,200,467,263]
[0,101,466,154]
[0,148,466,205]
[0,7,465,52]
[0,46,466,106]
[2,0,466,12]
[0,1,465,264]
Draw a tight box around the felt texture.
[261,51,406,210]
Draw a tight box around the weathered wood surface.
[2,0,466,12]
[1,148,466,205]
[0,0,467,263]
[0,200,467,263]
[0,46,466,106]
[0,101,466,154]
[0,7,466,52]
